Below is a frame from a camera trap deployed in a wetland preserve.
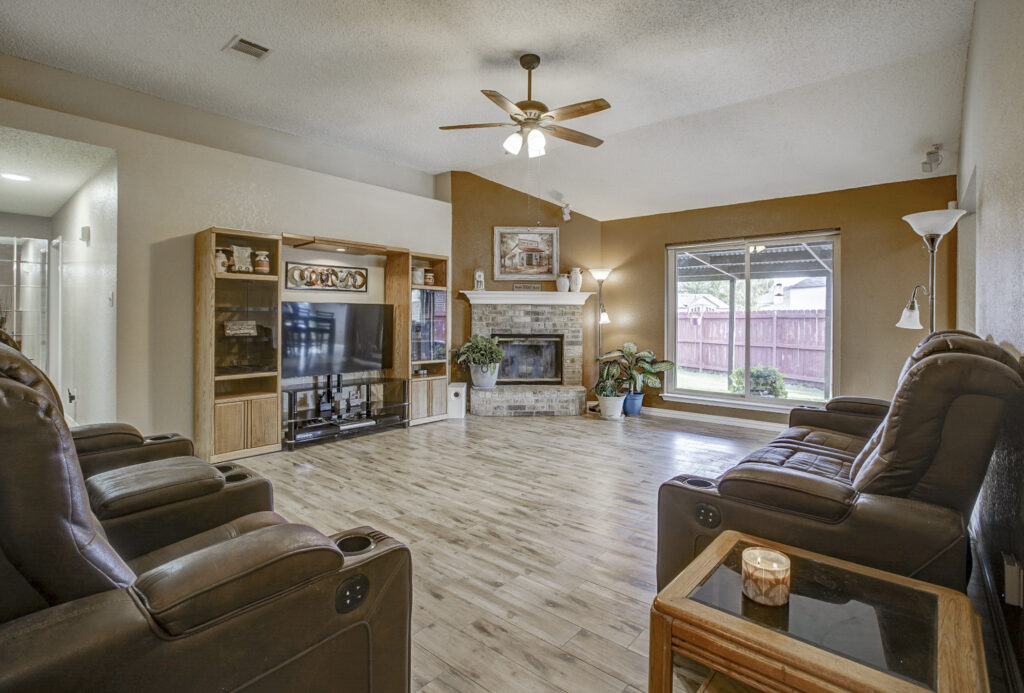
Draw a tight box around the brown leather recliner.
[0,378,412,692]
[0,341,273,558]
[657,333,1024,592]
[0,332,194,475]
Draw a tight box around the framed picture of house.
[493,227,559,281]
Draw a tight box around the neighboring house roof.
[789,276,827,289]
[678,293,728,311]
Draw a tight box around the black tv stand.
[283,375,409,450]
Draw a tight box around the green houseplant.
[589,360,627,419]
[598,342,674,416]
[729,365,788,398]
[452,335,505,390]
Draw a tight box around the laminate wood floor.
[244,414,774,692]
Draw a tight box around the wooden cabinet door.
[213,401,246,455]
[248,395,280,449]
[429,379,448,418]
[409,380,430,420]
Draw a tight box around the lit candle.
[741,547,791,606]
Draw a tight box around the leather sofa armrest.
[76,433,195,477]
[788,406,884,439]
[718,463,857,521]
[825,396,890,418]
[71,422,144,454]
[134,524,343,635]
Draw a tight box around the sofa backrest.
[899,331,1022,383]
[852,350,1023,516]
[0,378,133,624]
[0,342,64,415]
[0,328,21,351]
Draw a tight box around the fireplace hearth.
[495,334,562,385]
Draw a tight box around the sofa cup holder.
[683,477,716,490]
[337,534,376,556]
[224,473,249,483]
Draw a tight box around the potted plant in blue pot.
[599,342,674,416]
[452,335,505,390]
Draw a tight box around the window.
[665,232,838,409]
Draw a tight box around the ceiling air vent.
[223,35,271,61]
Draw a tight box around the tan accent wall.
[600,176,958,423]
[450,172,603,387]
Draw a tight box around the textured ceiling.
[0,126,115,217]
[0,0,974,219]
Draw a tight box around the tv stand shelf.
[283,375,409,450]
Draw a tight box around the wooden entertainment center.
[194,227,450,461]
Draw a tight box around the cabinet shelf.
[215,272,278,282]
[411,283,446,291]
[412,359,447,365]
[214,370,277,381]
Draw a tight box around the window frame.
[663,230,841,412]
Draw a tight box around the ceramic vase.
[597,395,626,420]
[569,267,583,292]
[556,274,570,292]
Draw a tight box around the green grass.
[676,367,824,402]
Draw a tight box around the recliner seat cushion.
[733,443,855,482]
[771,425,871,456]
[128,511,289,575]
[87,457,225,520]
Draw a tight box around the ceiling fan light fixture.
[526,128,546,158]
[502,131,523,155]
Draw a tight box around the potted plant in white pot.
[589,361,626,419]
[599,342,674,416]
[452,335,505,390]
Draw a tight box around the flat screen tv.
[282,302,393,378]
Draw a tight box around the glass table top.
[687,541,938,690]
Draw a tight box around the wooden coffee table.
[650,531,988,692]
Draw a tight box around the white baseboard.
[640,406,787,433]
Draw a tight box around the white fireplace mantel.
[460,290,594,306]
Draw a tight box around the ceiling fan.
[440,53,610,158]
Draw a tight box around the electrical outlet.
[1003,553,1022,606]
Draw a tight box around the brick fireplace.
[462,291,593,416]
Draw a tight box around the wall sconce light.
[562,203,572,222]
[589,268,612,356]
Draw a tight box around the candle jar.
[253,251,271,274]
[741,547,791,606]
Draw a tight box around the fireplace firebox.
[494,334,563,385]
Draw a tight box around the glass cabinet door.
[411,288,447,361]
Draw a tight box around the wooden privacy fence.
[677,309,827,387]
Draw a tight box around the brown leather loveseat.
[657,332,1024,591]
[0,376,412,692]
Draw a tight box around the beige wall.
[601,177,958,423]
[50,159,118,423]
[449,172,603,386]
[0,97,451,437]
[959,0,1024,356]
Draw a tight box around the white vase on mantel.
[569,268,583,292]
[556,273,570,292]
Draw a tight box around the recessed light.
[1,173,31,182]
[335,248,347,252]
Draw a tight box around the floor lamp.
[896,209,966,333]
[588,268,612,357]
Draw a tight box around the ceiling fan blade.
[439,123,517,130]
[541,124,604,148]
[481,90,525,119]
[543,98,610,122]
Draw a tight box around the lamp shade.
[599,309,611,325]
[896,305,923,330]
[589,268,611,282]
[502,131,523,155]
[902,209,967,238]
